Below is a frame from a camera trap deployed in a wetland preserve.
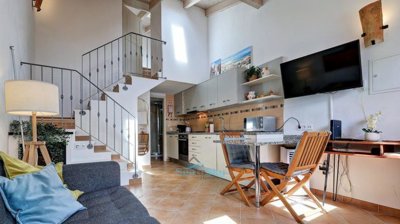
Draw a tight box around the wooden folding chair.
[260,131,331,223]
[219,132,270,206]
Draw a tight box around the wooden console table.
[322,140,400,204]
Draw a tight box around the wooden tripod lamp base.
[4,80,60,166]
[23,141,52,166]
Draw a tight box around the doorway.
[150,98,163,160]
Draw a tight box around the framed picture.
[210,59,221,78]
[221,46,252,73]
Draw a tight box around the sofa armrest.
[63,161,120,193]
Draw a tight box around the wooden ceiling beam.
[205,0,240,16]
[149,0,161,9]
[183,0,202,9]
[240,0,264,9]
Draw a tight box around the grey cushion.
[261,162,310,177]
[64,186,159,224]
[226,144,252,164]
[63,161,121,193]
[0,159,16,224]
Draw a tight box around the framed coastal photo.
[221,46,252,73]
[210,59,221,78]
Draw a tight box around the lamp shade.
[5,80,59,116]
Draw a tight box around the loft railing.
[81,32,166,92]
[20,62,138,177]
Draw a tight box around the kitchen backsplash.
[165,94,284,132]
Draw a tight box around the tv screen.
[280,40,363,99]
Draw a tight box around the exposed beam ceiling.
[205,0,240,16]
[183,0,202,8]
[240,0,263,9]
[149,0,161,9]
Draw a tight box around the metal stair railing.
[82,32,166,93]
[20,62,138,178]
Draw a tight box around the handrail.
[20,61,137,176]
[82,32,166,56]
[20,62,136,119]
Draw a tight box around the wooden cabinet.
[174,93,183,116]
[166,134,178,160]
[217,68,245,107]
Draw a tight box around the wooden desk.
[326,140,400,159]
[322,140,400,204]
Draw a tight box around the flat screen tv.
[280,40,363,99]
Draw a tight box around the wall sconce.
[359,0,389,47]
[32,0,43,12]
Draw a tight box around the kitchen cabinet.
[174,93,183,116]
[179,68,245,113]
[197,82,208,111]
[207,77,218,109]
[167,134,178,160]
[215,135,230,180]
[183,86,197,113]
[188,134,217,171]
[217,68,245,107]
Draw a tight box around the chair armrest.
[63,161,120,193]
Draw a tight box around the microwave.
[244,116,276,132]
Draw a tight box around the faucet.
[218,117,226,131]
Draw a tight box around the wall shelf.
[241,95,282,104]
[241,74,281,87]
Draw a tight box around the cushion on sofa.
[0,160,15,224]
[0,164,86,224]
[65,186,159,224]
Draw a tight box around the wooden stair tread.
[94,145,108,152]
[75,136,91,141]
[37,117,75,129]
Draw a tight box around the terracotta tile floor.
[128,161,400,224]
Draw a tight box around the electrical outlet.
[300,124,313,131]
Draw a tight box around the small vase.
[365,132,380,141]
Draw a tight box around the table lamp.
[5,80,59,165]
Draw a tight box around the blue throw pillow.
[0,163,86,224]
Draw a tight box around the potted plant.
[245,66,261,82]
[362,112,382,141]
[9,120,70,164]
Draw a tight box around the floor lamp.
[5,80,59,165]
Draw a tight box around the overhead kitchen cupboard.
[217,68,246,107]
[174,92,183,116]
[176,68,245,114]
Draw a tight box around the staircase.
[19,32,166,186]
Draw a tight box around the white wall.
[208,0,400,209]
[123,6,141,34]
[0,0,34,152]
[161,0,209,84]
[107,77,165,167]
[33,0,123,70]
